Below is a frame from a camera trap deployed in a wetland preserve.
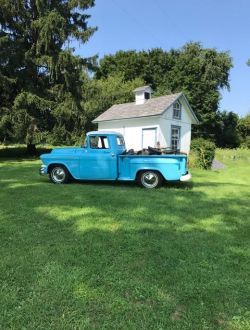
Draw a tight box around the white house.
[93,86,199,153]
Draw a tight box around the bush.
[240,136,250,149]
[191,138,216,169]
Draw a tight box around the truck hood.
[40,147,80,160]
[50,147,80,154]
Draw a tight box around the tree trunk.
[27,143,37,156]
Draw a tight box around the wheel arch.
[136,169,164,188]
[48,163,74,178]
[135,168,165,181]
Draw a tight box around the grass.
[0,149,250,329]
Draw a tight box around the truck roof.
[87,131,123,136]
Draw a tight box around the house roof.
[133,85,152,93]
[93,92,199,124]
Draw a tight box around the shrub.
[191,138,216,169]
[240,136,250,149]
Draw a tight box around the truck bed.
[118,153,187,181]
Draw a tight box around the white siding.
[158,119,191,153]
[134,86,152,105]
[160,96,193,153]
[98,97,193,153]
[135,91,146,105]
[98,117,161,150]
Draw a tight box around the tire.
[138,170,163,189]
[49,165,70,184]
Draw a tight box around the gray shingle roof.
[93,92,182,123]
[133,85,152,92]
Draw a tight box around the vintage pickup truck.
[40,131,191,188]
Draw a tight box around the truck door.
[79,135,117,180]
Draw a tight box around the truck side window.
[90,136,110,149]
[82,138,87,148]
[116,136,125,146]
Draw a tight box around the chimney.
[133,86,153,105]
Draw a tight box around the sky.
[74,0,250,117]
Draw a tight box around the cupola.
[133,86,153,105]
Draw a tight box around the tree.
[0,0,96,152]
[96,43,233,140]
[82,73,144,132]
[237,113,250,148]
[215,111,240,148]
[95,48,173,91]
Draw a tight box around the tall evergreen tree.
[0,0,96,152]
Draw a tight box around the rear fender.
[136,169,163,181]
[134,162,182,181]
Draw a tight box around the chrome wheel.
[50,166,67,183]
[140,171,162,188]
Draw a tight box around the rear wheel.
[138,170,163,188]
[49,165,70,184]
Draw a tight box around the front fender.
[46,162,78,179]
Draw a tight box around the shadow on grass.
[0,163,250,329]
[0,146,52,159]
[70,178,194,191]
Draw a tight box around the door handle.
[111,153,115,157]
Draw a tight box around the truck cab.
[79,131,126,180]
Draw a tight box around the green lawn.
[0,149,249,329]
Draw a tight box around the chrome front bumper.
[180,172,192,182]
[39,165,48,175]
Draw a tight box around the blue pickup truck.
[40,131,191,188]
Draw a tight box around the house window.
[173,100,181,120]
[171,126,181,150]
[144,92,150,100]
[89,135,110,149]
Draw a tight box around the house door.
[142,128,157,149]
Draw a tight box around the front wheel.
[49,165,70,184]
[137,170,163,188]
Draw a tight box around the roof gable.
[163,93,199,124]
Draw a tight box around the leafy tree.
[215,111,240,148]
[96,50,147,82]
[82,74,144,132]
[0,0,96,152]
[96,48,174,92]
[237,113,250,148]
[96,43,233,140]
